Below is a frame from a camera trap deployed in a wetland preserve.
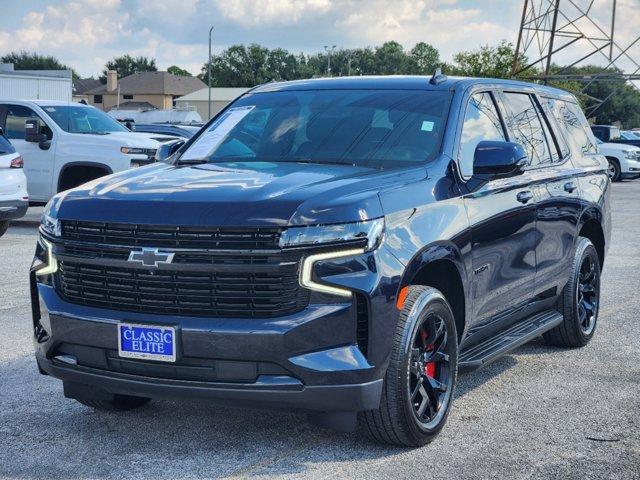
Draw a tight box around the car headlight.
[121,147,147,154]
[279,218,384,251]
[281,219,384,297]
[40,212,61,237]
[622,149,638,159]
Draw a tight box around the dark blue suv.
[31,75,611,446]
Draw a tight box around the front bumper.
[0,199,28,221]
[30,244,404,413]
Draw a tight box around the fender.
[57,162,113,193]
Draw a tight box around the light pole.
[324,45,336,77]
[208,26,214,120]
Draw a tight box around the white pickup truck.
[0,100,174,203]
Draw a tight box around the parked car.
[132,123,201,139]
[31,75,610,447]
[0,129,28,236]
[596,138,640,181]
[621,130,640,140]
[0,101,166,203]
[591,124,640,148]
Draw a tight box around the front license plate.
[118,323,176,363]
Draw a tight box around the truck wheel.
[0,221,9,238]
[358,286,458,447]
[543,237,601,348]
[76,394,151,412]
[607,159,621,182]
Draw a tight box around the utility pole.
[324,45,336,76]
[208,26,214,120]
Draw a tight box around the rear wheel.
[544,237,601,347]
[358,286,458,447]
[76,394,151,412]
[0,221,9,238]
[607,159,621,182]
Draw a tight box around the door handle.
[516,190,533,204]
[564,182,577,193]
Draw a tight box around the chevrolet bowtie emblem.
[128,248,174,267]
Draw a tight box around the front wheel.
[607,159,621,182]
[358,286,458,447]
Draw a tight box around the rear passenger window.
[458,92,506,178]
[504,92,553,167]
[545,98,597,156]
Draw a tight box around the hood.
[74,131,162,148]
[599,141,640,153]
[50,161,427,227]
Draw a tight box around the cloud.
[0,0,637,80]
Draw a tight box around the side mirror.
[473,140,527,179]
[168,139,185,156]
[25,119,41,142]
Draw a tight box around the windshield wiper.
[77,131,110,135]
[174,158,209,166]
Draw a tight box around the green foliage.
[100,55,157,83]
[167,65,191,76]
[0,50,78,79]
[448,40,526,78]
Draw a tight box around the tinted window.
[180,89,452,168]
[504,92,552,167]
[4,105,49,140]
[0,135,15,154]
[546,98,597,156]
[458,92,506,178]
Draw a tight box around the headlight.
[40,213,60,237]
[622,149,638,159]
[279,218,384,251]
[283,219,385,297]
[35,236,58,276]
[121,147,147,154]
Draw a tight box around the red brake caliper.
[420,330,436,378]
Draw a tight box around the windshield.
[179,89,451,168]
[621,130,640,140]
[44,106,129,134]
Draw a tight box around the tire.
[543,237,601,348]
[607,159,621,182]
[0,221,9,238]
[76,394,151,412]
[358,286,458,447]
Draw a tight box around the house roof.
[86,71,206,96]
[175,87,250,102]
[73,78,102,95]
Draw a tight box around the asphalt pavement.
[0,183,639,480]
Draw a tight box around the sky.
[0,0,638,79]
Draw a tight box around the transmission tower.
[512,0,640,117]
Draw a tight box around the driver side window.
[458,92,506,178]
[4,105,51,140]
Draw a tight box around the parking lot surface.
[1,183,639,480]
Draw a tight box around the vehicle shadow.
[0,338,563,479]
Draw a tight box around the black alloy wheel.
[576,252,599,335]
[408,312,454,429]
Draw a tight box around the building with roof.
[0,63,72,101]
[175,87,250,120]
[72,77,102,103]
[85,70,206,111]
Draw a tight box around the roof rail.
[430,68,447,85]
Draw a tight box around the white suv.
[0,131,27,237]
[0,100,169,203]
[596,138,640,181]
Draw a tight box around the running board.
[459,310,563,369]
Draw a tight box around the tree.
[167,65,191,76]
[374,41,409,75]
[0,51,78,78]
[449,40,526,79]
[100,55,157,83]
[407,42,441,75]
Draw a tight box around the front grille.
[60,220,281,250]
[56,259,308,318]
[54,222,309,318]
